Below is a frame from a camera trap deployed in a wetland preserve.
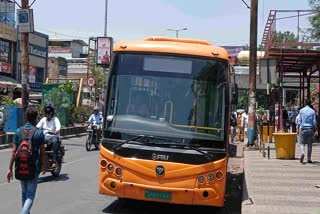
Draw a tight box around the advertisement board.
[0,62,13,74]
[17,9,34,33]
[97,37,113,67]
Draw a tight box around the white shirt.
[37,116,61,136]
[241,112,249,131]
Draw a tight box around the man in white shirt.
[241,107,249,145]
[37,104,61,166]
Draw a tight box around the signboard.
[97,37,112,67]
[48,47,72,53]
[17,9,34,33]
[0,23,16,42]
[259,58,277,84]
[0,1,15,13]
[29,43,47,58]
[87,77,96,87]
[221,46,244,65]
[0,62,13,74]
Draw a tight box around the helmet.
[44,104,55,115]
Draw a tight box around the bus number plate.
[144,190,172,201]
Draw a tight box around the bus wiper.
[112,135,146,150]
[112,135,180,150]
[169,144,213,161]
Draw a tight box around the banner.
[0,62,13,74]
[97,37,112,67]
[29,66,36,83]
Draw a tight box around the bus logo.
[152,153,169,161]
[155,165,165,176]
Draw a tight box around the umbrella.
[13,98,22,105]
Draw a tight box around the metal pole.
[267,58,270,159]
[297,11,300,43]
[176,30,178,38]
[248,0,258,146]
[21,0,29,123]
[104,0,108,37]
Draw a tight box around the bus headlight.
[100,159,107,168]
[198,175,205,184]
[115,167,122,176]
[215,171,223,180]
[107,163,114,172]
[207,173,215,182]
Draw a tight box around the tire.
[51,161,62,177]
[86,135,92,151]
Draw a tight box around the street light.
[167,28,188,38]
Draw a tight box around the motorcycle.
[86,123,101,151]
[45,135,66,177]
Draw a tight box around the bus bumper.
[99,178,225,207]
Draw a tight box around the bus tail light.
[115,167,122,176]
[207,173,215,182]
[110,182,116,189]
[216,171,223,180]
[197,175,205,184]
[100,159,107,168]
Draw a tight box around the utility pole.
[247,0,258,146]
[104,0,108,37]
[21,0,29,122]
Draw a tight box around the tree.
[90,65,107,104]
[273,31,297,44]
[308,0,320,40]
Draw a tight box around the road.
[0,136,243,214]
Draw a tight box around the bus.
[98,36,237,207]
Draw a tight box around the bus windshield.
[105,53,229,149]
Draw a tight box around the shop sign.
[29,44,47,58]
[0,23,16,42]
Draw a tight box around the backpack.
[14,127,37,180]
[230,114,237,127]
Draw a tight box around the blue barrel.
[247,128,257,145]
[4,107,24,132]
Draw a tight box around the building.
[48,39,88,58]
[0,0,20,99]
[17,31,49,92]
[48,39,90,86]
[47,57,67,80]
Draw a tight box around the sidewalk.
[242,142,320,214]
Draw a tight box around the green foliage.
[72,105,93,123]
[58,80,75,94]
[0,96,20,107]
[273,31,297,44]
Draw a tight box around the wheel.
[86,134,92,151]
[94,134,100,150]
[51,161,62,177]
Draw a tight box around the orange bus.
[99,36,237,207]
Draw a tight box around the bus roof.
[113,37,229,60]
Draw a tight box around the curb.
[0,133,87,150]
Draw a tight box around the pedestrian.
[291,105,297,132]
[230,111,237,143]
[241,107,249,145]
[6,106,46,214]
[282,106,289,132]
[297,99,318,164]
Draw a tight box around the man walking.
[297,99,318,164]
[6,106,46,214]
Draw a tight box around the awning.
[0,75,22,88]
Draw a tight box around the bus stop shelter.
[261,10,320,131]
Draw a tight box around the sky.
[31,0,313,46]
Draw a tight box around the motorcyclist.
[36,104,61,167]
[87,106,103,139]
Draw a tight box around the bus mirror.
[231,83,238,105]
